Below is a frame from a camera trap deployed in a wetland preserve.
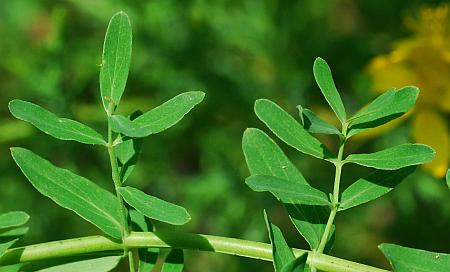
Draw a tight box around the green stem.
[106,104,134,271]
[0,232,390,272]
[316,124,347,254]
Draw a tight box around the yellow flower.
[366,4,450,178]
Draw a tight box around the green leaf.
[254,99,335,160]
[0,239,18,258]
[118,186,190,225]
[264,210,295,271]
[446,169,450,190]
[0,212,29,229]
[345,144,435,170]
[313,57,346,123]
[242,128,332,250]
[0,263,22,272]
[0,227,29,238]
[110,92,205,137]
[116,136,143,183]
[340,166,416,210]
[161,249,183,272]
[32,256,122,272]
[130,210,158,272]
[8,100,106,145]
[10,148,122,239]
[100,11,132,112]
[379,243,450,272]
[347,87,419,137]
[280,254,308,272]
[246,175,330,206]
[297,106,340,135]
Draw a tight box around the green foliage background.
[1,0,449,271]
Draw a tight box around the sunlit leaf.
[313,57,346,123]
[0,263,22,272]
[340,166,416,210]
[348,86,419,137]
[379,243,450,272]
[161,249,183,272]
[100,11,132,112]
[110,91,205,137]
[254,99,335,160]
[345,144,435,170]
[130,210,158,272]
[242,128,332,250]
[264,210,295,271]
[9,100,106,145]
[0,227,29,238]
[297,106,340,135]
[118,186,190,225]
[246,175,330,206]
[11,148,123,239]
[0,212,29,229]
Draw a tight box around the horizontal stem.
[0,232,389,272]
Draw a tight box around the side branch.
[0,232,390,272]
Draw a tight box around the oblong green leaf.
[116,137,143,183]
[280,254,307,272]
[254,99,335,160]
[110,92,205,137]
[0,239,18,258]
[0,263,22,272]
[0,227,29,238]
[161,249,183,272]
[0,212,29,229]
[340,166,416,210]
[9,100,106,145]
[379,243,450,272]
[345,144,435,170]
[348,86,419,137]
[33,256,122,272]
[297,106,340,135]
[100,11,132,112]
[246,175,330,206]
[313,57,346,123]
[11,148,122,239]
[118,186,190,225]
[242,128,332,250]
[264,210,295,272]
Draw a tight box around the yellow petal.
[411,109,449,178]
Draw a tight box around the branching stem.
[0,232,390,272]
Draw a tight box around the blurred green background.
[1,0,450,271]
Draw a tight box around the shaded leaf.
[264,210,294,271]
[110,92,205,137]
[0,212,29,229]
[100,11,132,112]
[11,148,122,239]
[379,243,450,272]
[280,253,308,272]
[0,239,18,258]
[345,144,435,170]
[32,256,122,272]
[297,106,340,135]
[254,99,335,160]
[161,249,183,272]
[130,210,159,272]
[246,175,330,206]
[348,87,419,137]
[9,100,105,145]
[340,166,416,210]
[313,57,346,123]
[118,186,190,225]
[0,263,22,272]
[242,128,332,250]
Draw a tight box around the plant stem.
[106,104,134,271]
[316,124,347,254]
[0,232,390,272]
